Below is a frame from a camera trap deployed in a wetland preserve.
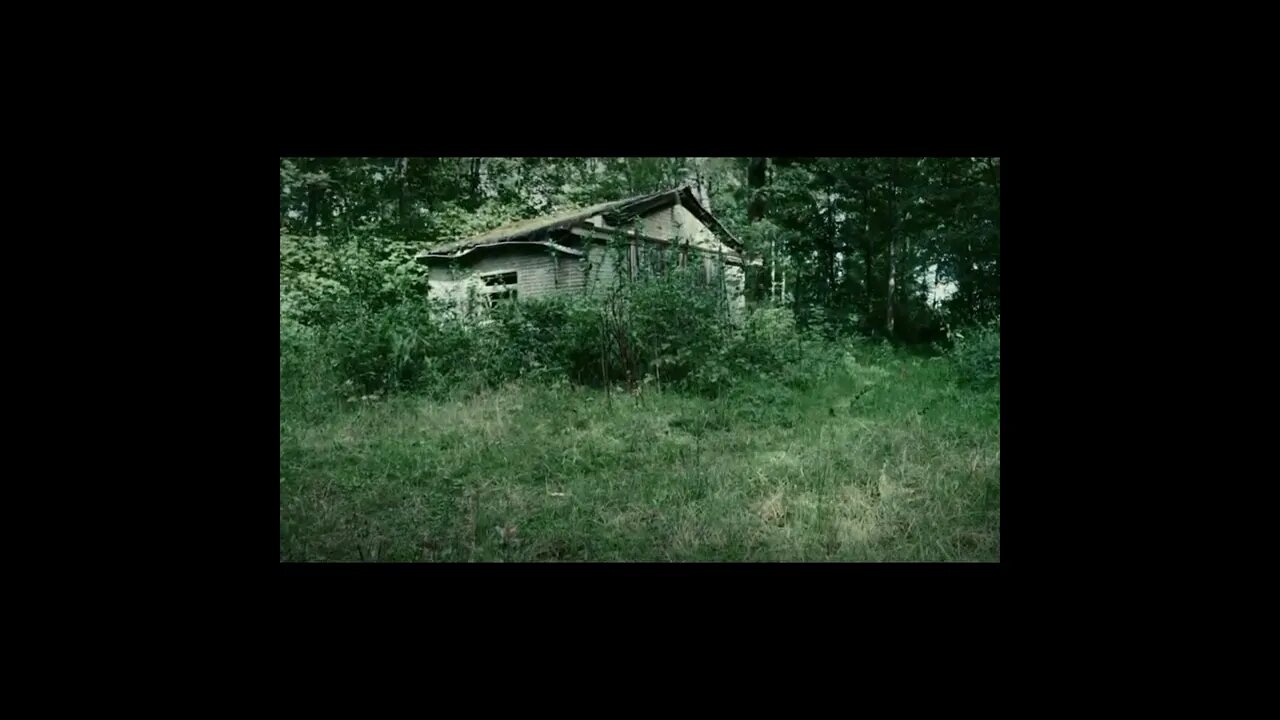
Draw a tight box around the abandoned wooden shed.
[415,185,751,314]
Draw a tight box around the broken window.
[481,271,518,306]
[489,288,518,305]
[652,244,666,274]
[635,243,664,278]
[483,271,517,288]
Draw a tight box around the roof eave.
[675,186,743,250]
[604,185,743,251]
[416,184,744,259]
[416,239,585,261]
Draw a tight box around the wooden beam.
[567,225,747,267]
[418,239,584,261]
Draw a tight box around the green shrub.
[486,296,582,382]
[950,316,1000,387]
[280,230,843,405]
[280,313,340,422]
[731,306,803,371]
[624,271,728,391]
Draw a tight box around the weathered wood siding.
[638,204,736,255]
[427,245,585,304]
[578,236,744,316]
[584,243,626,294]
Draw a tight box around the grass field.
[279,348,1000,562]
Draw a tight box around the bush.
[950,316,1000,387]
[283,289,895,409]
[485,295,584,383]
[623,270,728,391]
[732,306,802,371]
[280,313,340,422]
[280,230,841,406]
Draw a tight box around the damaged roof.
[416,185,742,259]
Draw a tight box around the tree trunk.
[747,157,768,222]
[792,264,801,327]
[305,158,322,232]
[886,160,898,338]
[826,198,838,306]
[863,186,874,325]
[771,239,777,304]
[396,157,411,233]
[747,157,770,301]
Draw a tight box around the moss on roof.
[425,198,633,255]
[417,185,741,258]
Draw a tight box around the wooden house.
[415,185,750,314]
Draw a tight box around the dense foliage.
[279,157,1001,562]
[280,157,999,404]
[950,315,1001,388]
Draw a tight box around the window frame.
[479,269,519,307]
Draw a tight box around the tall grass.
[280,354,1000,562]
[280,273,1000,562]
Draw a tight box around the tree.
[279,155,999,345]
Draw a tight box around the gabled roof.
[417,185,741,259]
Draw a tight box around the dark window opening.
[483,271,517,287]
[481,270,518,307]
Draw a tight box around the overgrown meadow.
[280,240,999,561]
[280,157,1000,562]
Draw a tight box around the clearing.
[279,350,1000,562]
